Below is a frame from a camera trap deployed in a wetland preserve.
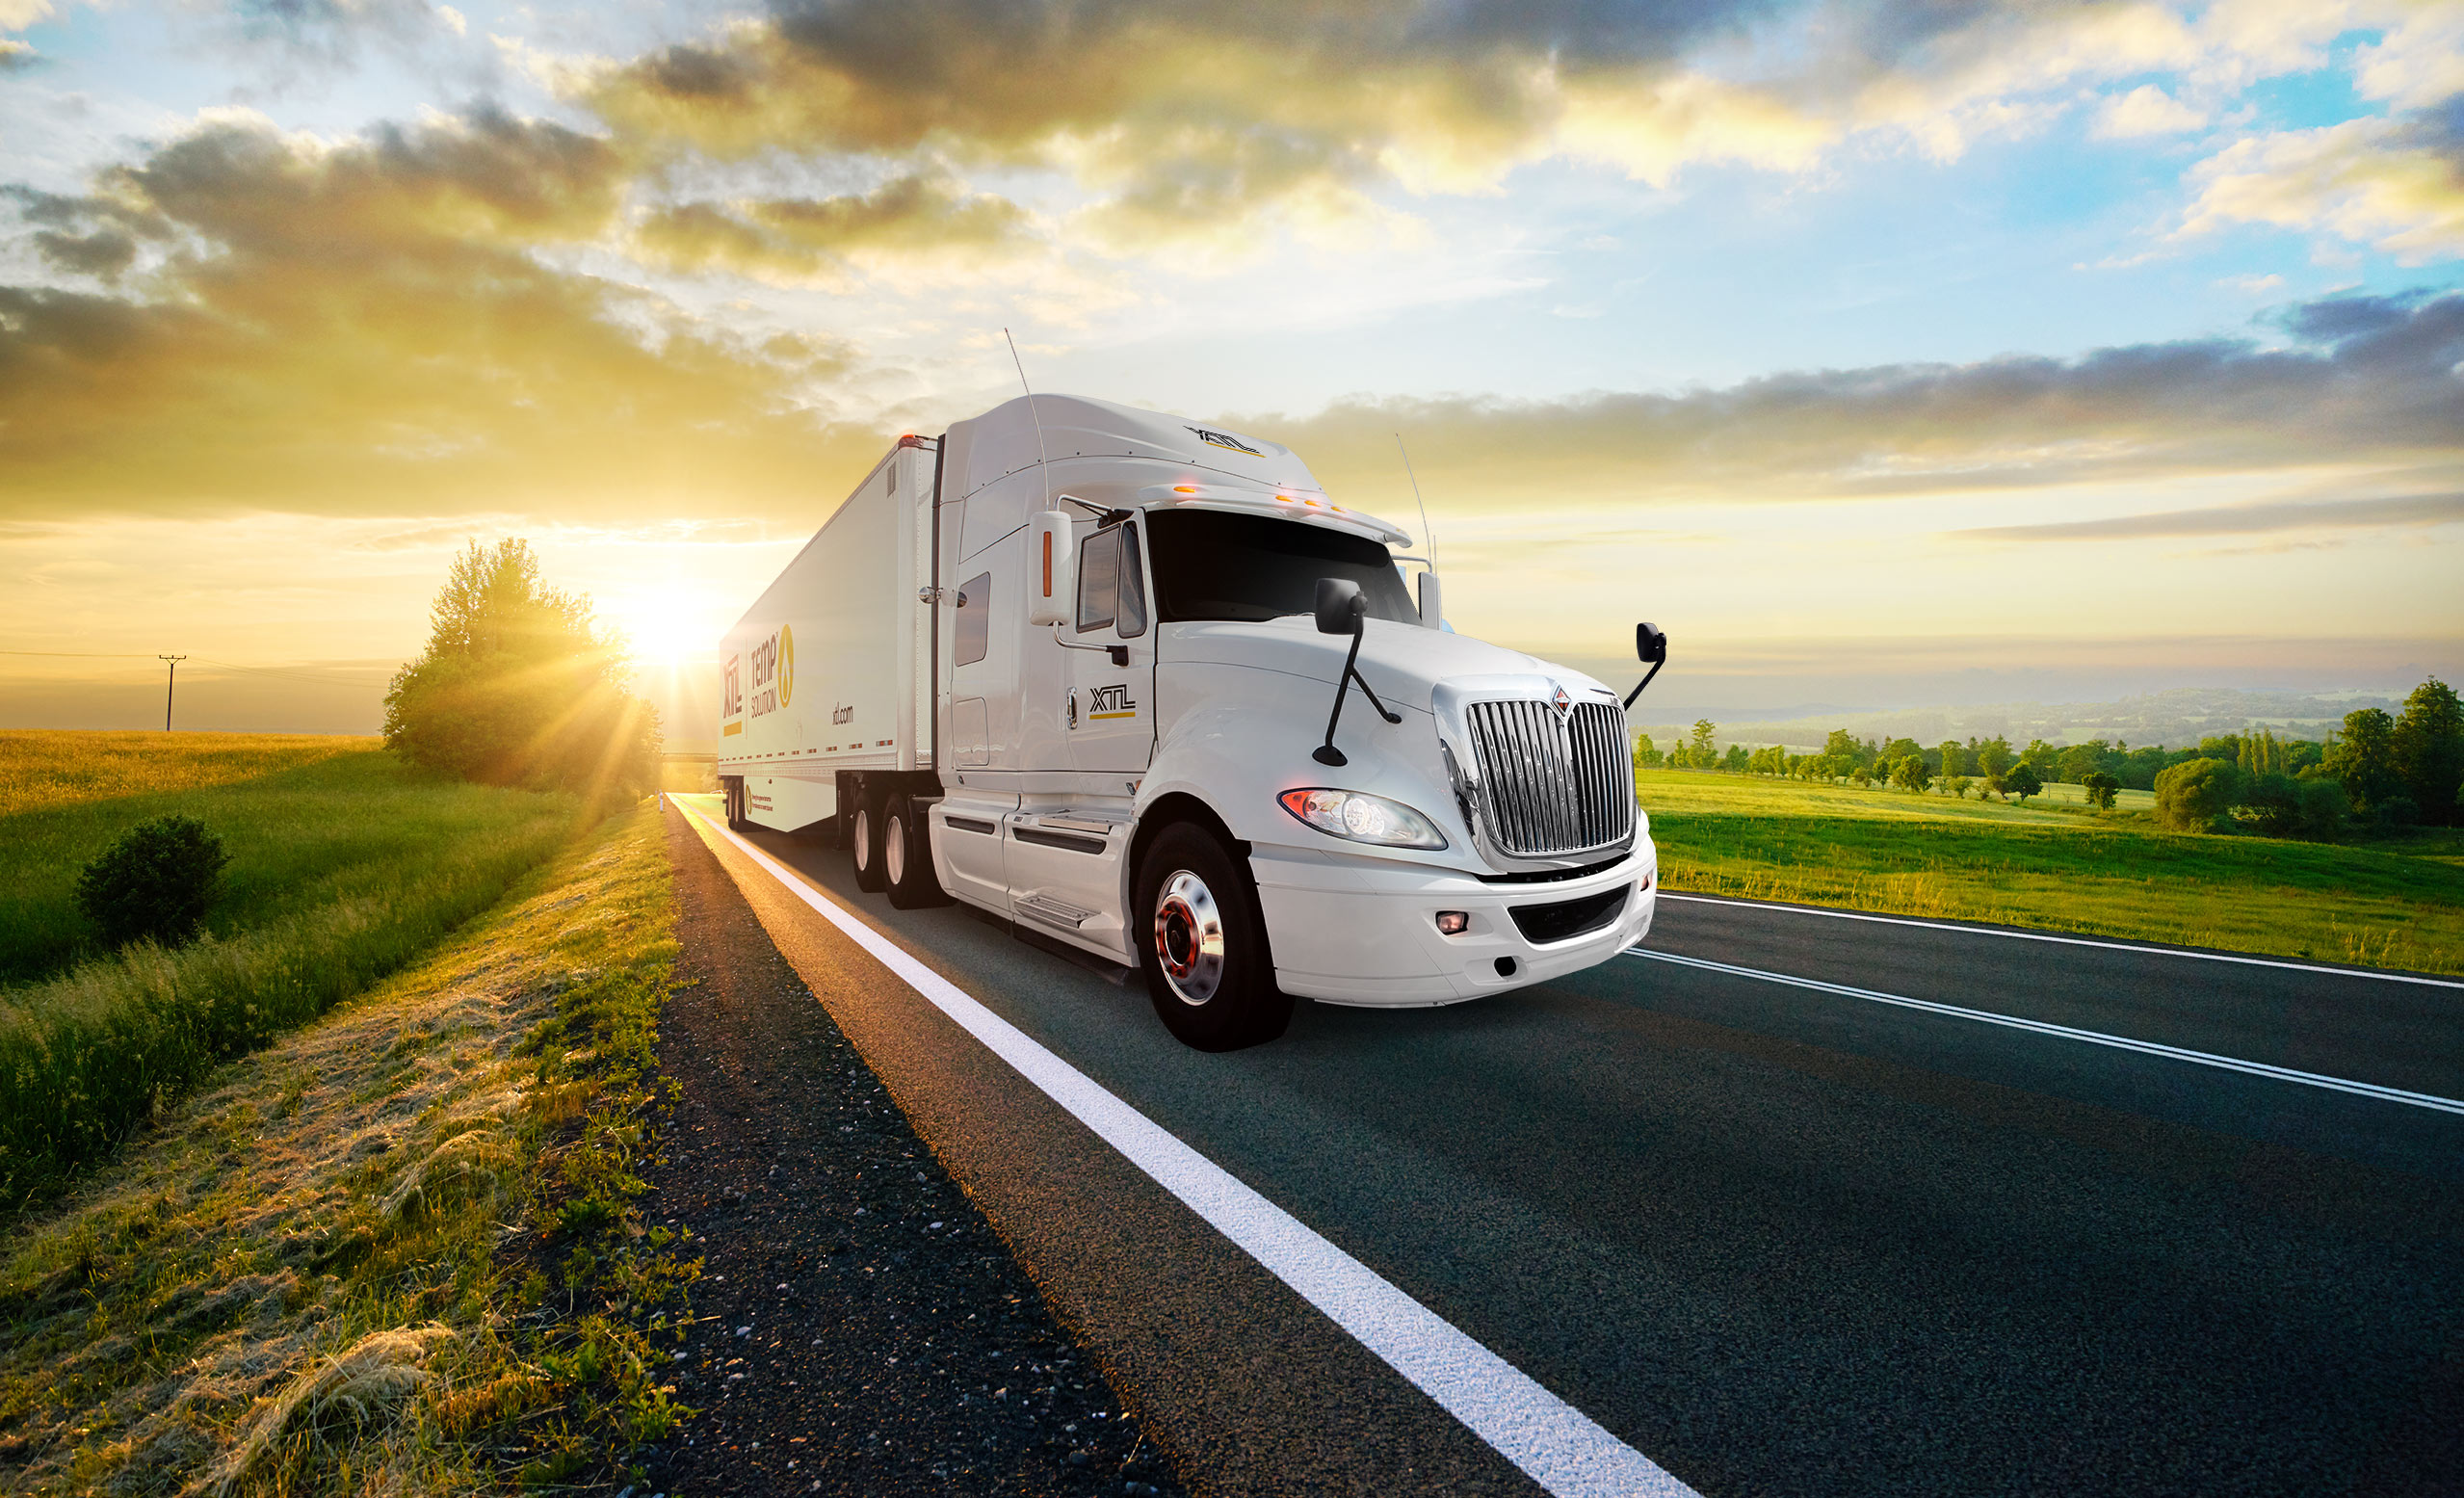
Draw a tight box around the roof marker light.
[1173,485,1199,493]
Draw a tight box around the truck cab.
[722,392,1658,1050]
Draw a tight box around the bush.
[2005,764,2042,802]
[2155,758,2241,831]
[74,816,229,949]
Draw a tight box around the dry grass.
[0,807,689,1496]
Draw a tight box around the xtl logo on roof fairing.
[1186,426,1263,457]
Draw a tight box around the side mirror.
[1028,510,1074,627]
[1416,570,1444,630]
[1314,577,1367,636]
[1624,622,1667,709]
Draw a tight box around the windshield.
[1145,509,1418,625]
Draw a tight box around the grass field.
[0,733,582,1214]
[1638,769,2464,976]
[0,807,686,1495]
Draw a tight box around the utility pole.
[159,654,186,731]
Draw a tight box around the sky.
[2,0,2459,745]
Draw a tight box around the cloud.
[1948,491,2464,542]
[634,169,1034,282]
[1246,290,2464,507]
[2092,83,2205,139]
[0,108,883,519]
[2176,101,2464,262]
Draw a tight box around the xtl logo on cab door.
[1087,683,1138,722]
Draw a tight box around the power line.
[0,648,161,659]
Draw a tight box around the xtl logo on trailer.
[1087,683,1139,722]
[1186,426,1263,457]
[721,653,744,734]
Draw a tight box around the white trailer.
[718,394,1665,1050]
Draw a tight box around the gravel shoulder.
[636,806,1187,1497]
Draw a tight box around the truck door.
[1063,518,1156,780]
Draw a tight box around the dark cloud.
[0,109,881,519]
[1256,291,2464,506]
[636,171,1032,277]
[1949,491,2464,542]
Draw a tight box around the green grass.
[0,734,581,1215]
[1638,768,2464,976]
[0,807,690,1495]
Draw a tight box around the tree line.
[1635,677,2463,840]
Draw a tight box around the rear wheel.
[1134,823,1291,1051]
[723,778,746,829]
[851,796,886,892]
[882,795,950,908]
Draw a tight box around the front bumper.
[1250,840,1656,1007]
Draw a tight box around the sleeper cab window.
[955,570,992,667]
[1076,523,1146,639]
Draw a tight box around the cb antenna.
[1396,434,1434,566]
[1004,328,1054,510]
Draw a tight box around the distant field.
[0,732,580,1214]
[1638,769,2464,977]
[0,730,373,817]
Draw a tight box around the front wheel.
[851,796,885,892]
[1134,824,1291,1051]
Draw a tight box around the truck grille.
[1462,699,1636,857]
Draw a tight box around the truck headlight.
[1277,789,1448,850]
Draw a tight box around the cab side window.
[1076,524,1148,639]
[1076,529,1117,633]
[955,571,992,667]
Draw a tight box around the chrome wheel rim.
[1153,870,1226,1006]
[853,806,872,871]
[885,813,906,885]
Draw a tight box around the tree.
[1977,736,2014,778]
[2392,677,2464,827]
[1632,732,1662,769]
[2326,708,2401,813]
[2005,764,2042,803]
[1720,743,1751,773]
[1945,775,1972,799]
[1880,737,1923,767]
[2154,758,2240,832]
[384,539,661,798]
[1938,740,1968,777]
[1823,728,1862,764]
[1890,755,1930,793]
[2119,746,2170,790]
[2019,739,2059,777]
[77,816,229,949]
[2080,771,2119,810]
[2055,740,2109,785]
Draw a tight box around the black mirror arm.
[1622,657,1665,710]
[1313,626,1402,767]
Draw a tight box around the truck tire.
[723,778,746,830]
[882,795,950,908]
[851,795,886,892]
[1134,823,1292,1051]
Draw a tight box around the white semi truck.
[717,394,1666,1050]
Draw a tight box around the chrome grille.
[1462,699,1636,857]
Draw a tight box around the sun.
[610,589,716,665]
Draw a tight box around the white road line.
[1625,947,2464,1117]
[676,801,1696,1498]
[1657,892,2464,990]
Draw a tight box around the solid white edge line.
[674,799,1698,1498]
[1654,892,2464,990]
[1625,947,2464,1117]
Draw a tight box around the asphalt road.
[673,801,2464,1498]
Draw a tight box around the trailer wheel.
[851,795,886,892]
[882,795,951,909]
[1134,823,1291,1051]
[722,778,746,829]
